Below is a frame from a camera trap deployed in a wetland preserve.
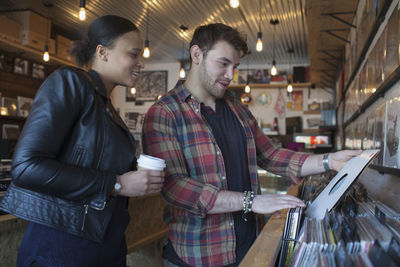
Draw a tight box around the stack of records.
[277,150,400,266]
[278,207,304,267]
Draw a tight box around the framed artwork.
[1,96,17,116]
[2,124,20,139]
[384,96,400,168]
[291,90,303,111]
[126,71,168,101]
[17,96,34,117]
[374,102,386,165]
[0,53,6,71]
[238,69,270,84]
[123,111,145,134]
[13,57,29,76]
[32,63,46,79]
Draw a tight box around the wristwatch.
[112,180,122,197]
[322,154,330,171]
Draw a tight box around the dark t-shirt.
[163,99,256,267]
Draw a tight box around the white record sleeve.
[305,150,379,219]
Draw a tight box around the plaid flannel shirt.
[142,84,309,267]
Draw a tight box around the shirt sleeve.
[142,103,219,218]
[248,111,310,184]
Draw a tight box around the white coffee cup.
[137,154,166,171]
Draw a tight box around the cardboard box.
[56,35,73,48]
[48,38,56,55]
[0,15,21,43]
[56,43,73,62]
[21,30,46,51]
[5,10,51,38]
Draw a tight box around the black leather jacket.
[0,67,136,242]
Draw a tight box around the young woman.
[0,15,164,267]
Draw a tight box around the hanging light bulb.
[43,45,50,62]
[256,32,263,52]
[143,9,150,58]
[229,0,239,8]
[179,65,186,79]
[244,83,251,93]
[271,60,278,76]
[130,87,136,95]
[79,0,86,21]
[143,40,150,58]
[287,82,293,93]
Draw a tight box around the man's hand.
[328,150,362,172]
[251,194,306,214]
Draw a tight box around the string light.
[79,0,86,21]
[256,0,263,52]
[143,9,150,58]
[287,82,293,93]
[43,2,52,62]
[179,64,186,79]
[229,0,239,8]
[43,45,50,62]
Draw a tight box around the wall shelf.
[0,36,76,67]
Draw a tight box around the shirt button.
[229,222,233,227]
[222,176,226,180]
[216,151,220,155]
[195,108,199,113]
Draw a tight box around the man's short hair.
[189,23,248,62]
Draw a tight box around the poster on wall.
[384,96,400,168]
[126,71,168,101]
[373,102,386,165]
[291,90,303,111]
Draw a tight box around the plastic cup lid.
[137,154,166,170]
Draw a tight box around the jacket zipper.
[81,204,89,231]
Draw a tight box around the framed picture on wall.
[126,71,168,101]
[13,57,29,76]
[32,63,46,79]
[384,97,400,169]
[374,102,386,165]
[0,53,6,71]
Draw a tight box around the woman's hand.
[117,169,165,197]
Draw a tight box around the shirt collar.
[175,82,236,104]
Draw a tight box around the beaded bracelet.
[242,191,255,221]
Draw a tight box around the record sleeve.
[305,150,379,219]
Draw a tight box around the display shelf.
[339,0,393,105]
[343,64,400,127]
[229,82,312,90]
[0,36,76,67]
[0,213,16,222]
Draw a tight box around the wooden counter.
[240,184,300,267]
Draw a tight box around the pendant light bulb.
[43,45,50,62]
[179,66,186,79]
[229,0,239,8]
[270,60,278,76]
[130,87,136,95]
[79,0,86,21]
[287,83,293,93]
[256,32,263,52]
[143,40,150,58]
[244,84,251,93]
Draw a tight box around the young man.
[142,23,360,267]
